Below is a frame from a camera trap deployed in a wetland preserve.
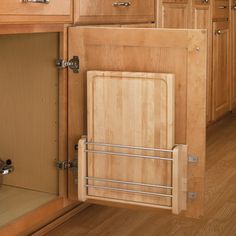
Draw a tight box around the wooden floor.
[46,114,236,236]
[0,185,56,227]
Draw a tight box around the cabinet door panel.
[212,22,230,120]
[161,3,189,28]
[231,0,236,109]
[68,27,207,218]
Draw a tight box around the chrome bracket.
[188,154,198,163]
[188,192,197,200]
[56,56,80,73]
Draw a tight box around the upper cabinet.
[0,0,73,24]
[74,0,155,25]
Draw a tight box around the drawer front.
[75,0,155,24]
[232,0,236,9]
[0,0,72,23]
[213,0,229,20]
[162,0,188,3]
[193,0,210,4]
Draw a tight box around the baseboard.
[31,203,90,236]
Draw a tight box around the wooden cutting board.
[87,71,175,207]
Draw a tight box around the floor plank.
[46,114,236,236]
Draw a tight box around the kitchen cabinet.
[0,0,73,24]
[212,21,230,120]
[74,0,155,25]
[230,0,236,109]
[158,0,235,122]
[0,3,208,235]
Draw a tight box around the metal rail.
[85,185,173,198]
[85,177,173,190]
[86,141,174,153]
[85,150,173,161]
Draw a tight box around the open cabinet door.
[67,27,207,218]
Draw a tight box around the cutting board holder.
[78,137,188,215]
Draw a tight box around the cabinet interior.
[0,33,60,227]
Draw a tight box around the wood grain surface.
[85,71,175,208]
[0,33,59,194]
[0,185,56,228]
[68,27,207,217]
[45,114,236,236]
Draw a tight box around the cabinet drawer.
[0,0,72,23]
[74,0,155,24]
[213,0,229,20]
[162,0,188,3]
[193,0,210,4]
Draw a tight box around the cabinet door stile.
[212,21,230,120]
[231,0,236,110]
[191,1,212,123]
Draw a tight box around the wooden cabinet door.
[67,27,207,218]
[191,1,212,123]
[160,2,189,28]
[212,21,230,120]
[231,0,236,109]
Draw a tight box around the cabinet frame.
[0,24,78,236]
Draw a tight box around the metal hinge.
[56,159,77,170]
[56,56,80,73]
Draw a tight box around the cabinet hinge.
[56,56,80,73]
[55,159,77,170]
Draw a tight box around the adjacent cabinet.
[159,0,236,123]
[231,0,236,110]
